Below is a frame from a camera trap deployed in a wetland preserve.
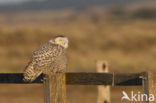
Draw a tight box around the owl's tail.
[23,62,42,82]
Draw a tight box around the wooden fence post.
[141,72,149,103]
[43,73,66,103]
[148,72,156,103]
[96,60,110,103]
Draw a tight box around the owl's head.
[50,35,69,48]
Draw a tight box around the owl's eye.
[58,39,62,42]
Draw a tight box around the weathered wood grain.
[141,72,149,103]
[44,75,50,103]
[0,72,143,86]
[96,60,110,103]
[44,73,66,103]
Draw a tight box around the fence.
[0,71,149,103]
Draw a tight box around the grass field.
[0,8,156,74]
[0,5,156,103]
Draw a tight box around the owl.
[23,35,69,82]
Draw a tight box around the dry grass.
[0,7,156,103]
[0,9,156,74]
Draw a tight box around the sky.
[0,0,44,5]
[0,0,154,11]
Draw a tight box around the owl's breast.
[50,52,67,73]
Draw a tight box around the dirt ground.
[0,84,142,103]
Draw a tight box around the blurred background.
[0,0,156,103]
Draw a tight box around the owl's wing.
[23,62,42,82]
[32,42,63,67]
[24,42,63,82]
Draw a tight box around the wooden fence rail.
[0,72,149,103]
[0,72,144,85]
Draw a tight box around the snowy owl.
[23,35,69,82]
